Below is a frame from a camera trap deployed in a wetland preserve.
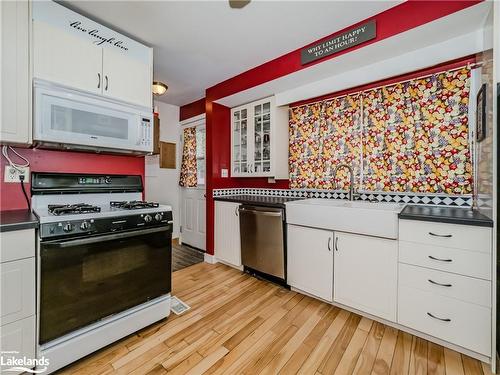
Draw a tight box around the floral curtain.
[179,127,197,187]
[289,95,361,189]
[363,68,472,194]
[288,67,472,195]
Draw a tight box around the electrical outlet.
[4,166,30,183]
[221,169,228,178]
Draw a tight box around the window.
[195,126,206,186]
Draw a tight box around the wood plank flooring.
[172,239,204,272]
[59,262,491,375]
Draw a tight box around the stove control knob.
[63,223,74,232]
[80,221,91,231]
[144,214,153,223]
[154,213,162,221]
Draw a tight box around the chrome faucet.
[332,164,357,201]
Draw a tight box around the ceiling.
[62,1,402,106]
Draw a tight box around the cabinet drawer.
[0,316,36,374]
[399,241,491,280]
[399,220,491,253]
[1,258,35,325]
[0,229,35,263]
[398,286,491,356]
[399,263,490,307]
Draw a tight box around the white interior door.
[180,122,206,251]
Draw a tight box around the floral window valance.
[289,67,472,195]
[179,127,197,187]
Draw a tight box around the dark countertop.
[0,210,39,233]
[399,205,493,227]
[214,195,303,208]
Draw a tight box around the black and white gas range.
[32,173,173,373]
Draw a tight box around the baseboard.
[204,253,218,264]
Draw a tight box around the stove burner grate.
[110,201,160,210]
[48,204,101,216]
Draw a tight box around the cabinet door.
[0,258,35,325]
[215,201,241,267]
[231,107,250,176]
[0,316,36,374]
[33,21,103,94]
[287,225,333,301]
[252,100,272,176]
[102,47,152,108]
[334,232,397,321]
[1,0,31,145]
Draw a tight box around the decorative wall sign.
[301,20,376,65]
[476,83,487,142]
[32,1,150,63]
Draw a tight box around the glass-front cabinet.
[231,96,289,178]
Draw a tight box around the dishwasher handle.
[238,208,283,217]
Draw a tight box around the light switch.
[221,169,228,178]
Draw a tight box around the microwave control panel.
[140,117,152,147]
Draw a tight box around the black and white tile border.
[213,188,474,208]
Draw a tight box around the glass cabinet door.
[232,108,248,174]
[253,101,271,174]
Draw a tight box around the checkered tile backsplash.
[212,188,474,207]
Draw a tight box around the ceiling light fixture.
[152,81,168,96]
[229,0,251,9]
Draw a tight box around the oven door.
[39,226,171,344]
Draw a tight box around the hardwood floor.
[172,239,205,272]
[59,262,492,375]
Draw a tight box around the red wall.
[0,148,145,211]
[179,98,205,122]
[202,1,481,254]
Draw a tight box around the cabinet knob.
[97,73,101,89]
[105,75,109,91]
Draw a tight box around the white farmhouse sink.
[285,199,405,239]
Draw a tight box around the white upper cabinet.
[102,48,152,108]
[33,21,103,95]
[231,96,289,179]
[0,0,31,145]
[32,1,153,109]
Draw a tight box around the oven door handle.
[49,227,170,248]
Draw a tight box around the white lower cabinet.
[1,258,35,326]
[287,225,333,302]
[214,201,241,267]
[398,286,491,356]
[0,316,36,374]
[333,232,398,322]
[398,220,492,357]
[0,229,36,374]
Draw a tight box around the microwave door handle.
[49,227,169,248]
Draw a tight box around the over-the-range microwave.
[33,80,153,154]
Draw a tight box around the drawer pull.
[428,232,452,238]
[428,279,452,287]
[427,312,451,322]
[428,255,453,262]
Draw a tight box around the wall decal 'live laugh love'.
[69,21,129,51]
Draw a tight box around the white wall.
[145,101,181,238]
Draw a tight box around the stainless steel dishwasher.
[239,205,285,282]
